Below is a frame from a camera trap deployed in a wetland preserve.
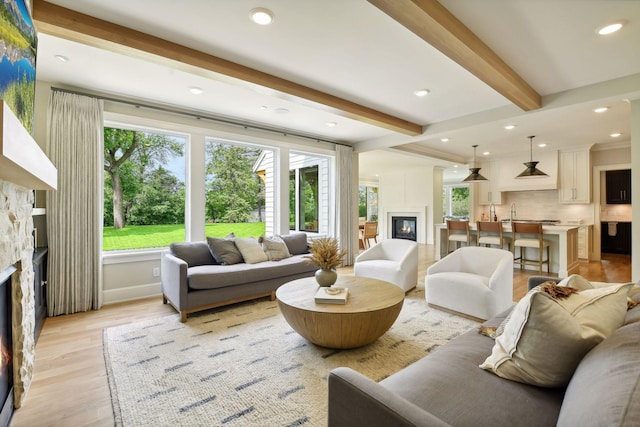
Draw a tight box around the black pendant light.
[463,144,487,182]
[516,135,548,178]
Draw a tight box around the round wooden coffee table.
[275,276,405,349]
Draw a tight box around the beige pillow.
[556,274,593,291]
[234,237,268,264]
[480,282,632,387]
[260,236,291,261]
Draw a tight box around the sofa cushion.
[381,328,565,427]
[278,233,309,255]
[260,235,291,261]
[234,237,268,264]
[187,255,316,290]
[169,242,217,266]
[206,236,243,265]
[557,321,640,426]
[480,282,632,387]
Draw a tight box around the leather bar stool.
[476,221,511,251]
[446,220,472,253]
[511,222,550,273]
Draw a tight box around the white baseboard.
[103,282,162,305]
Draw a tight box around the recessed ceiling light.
[326,122,337,127]
[504,124,516,130]
[250,7,274,25]
[597,21,625,35]
[537,143,547,148]
[440,138,449,142]
[593,107,608,113]
[482,151,490,156]
[259,105,268,110]
[610,132,622,138]
[274,108,289,114]
[189,86,203,95]
[452,164,458,168]
[414,89,430,97]
[55,55,69,62]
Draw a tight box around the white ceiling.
[33,0,640,182]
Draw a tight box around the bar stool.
[446,220,472,253]
[476,221,511,251]
[511,222,550,273]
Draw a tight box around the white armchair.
[425,246,514,320]
[354,239,418,292]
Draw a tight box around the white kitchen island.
[435,222,580,278]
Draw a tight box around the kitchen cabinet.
[577,225,592,260]
[475,160,502,205]
[559,148,591,204]
[601,222,631,254]
[606,169,631,204]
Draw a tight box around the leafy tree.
[451,187,470,216]
[103,128,183,229]
[205,143,263,223]
[128,167,185,225]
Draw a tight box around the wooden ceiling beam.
[32,0,422,136]
[368,0,542,111]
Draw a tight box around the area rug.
[104,288,478,426]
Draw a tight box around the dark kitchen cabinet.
[606,169,631,204]
[601,222,631,255]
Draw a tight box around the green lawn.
[103,223,266,251]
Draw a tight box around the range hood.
[0,101,57,190]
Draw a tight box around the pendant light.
[516,135,548,178]
[462,145,487,182]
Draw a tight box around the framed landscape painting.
[0,0,37,133]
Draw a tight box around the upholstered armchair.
[425,246,514,320]
[354,239,418,292]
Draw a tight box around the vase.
[315,268,337,287]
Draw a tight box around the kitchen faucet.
[510,202,517,223]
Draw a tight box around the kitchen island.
[435,222,580,277]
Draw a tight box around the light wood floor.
[10,246,631,426]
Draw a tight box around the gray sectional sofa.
[328,276,640,426]
[161,235,316,322]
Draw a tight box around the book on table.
[314,287,349,304]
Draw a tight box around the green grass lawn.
[103,223,266,251]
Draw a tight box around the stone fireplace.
[1,101,57,409]
[384,206,428,244]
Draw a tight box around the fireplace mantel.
[0,101,57,191]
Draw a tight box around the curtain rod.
[50,86,352,148]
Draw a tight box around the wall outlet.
[152,267,160,277]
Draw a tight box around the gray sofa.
[328,276,640,426]
[161,237,316,322]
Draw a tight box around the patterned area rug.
[103,288,478,426]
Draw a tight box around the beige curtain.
[335,144,356,265]
[46,91,104,315]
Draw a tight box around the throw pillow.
[169,242,217,266]
[260,235,291,261]
[206,236,243,265]
[278,233,309,255]
[556,274,594,291]
[479,282,632,387]
[234,237,268,264]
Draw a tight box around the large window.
[103,126,186,251]
[442,185,470,220]
[205,140,268,238]
[358,185,378,221]
[289,152,330,234]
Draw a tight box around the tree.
[205,143,263,223]
[103,128,183,229]
[128,167,185,225]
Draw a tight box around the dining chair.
[360,221,378,249]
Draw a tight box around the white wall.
[378,166,436,244]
